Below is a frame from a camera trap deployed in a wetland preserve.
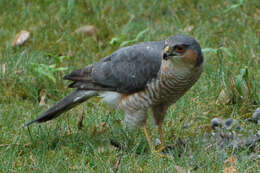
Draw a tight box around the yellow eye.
[175,45,185,53]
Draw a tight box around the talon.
[152,149,167,158]
[156,145,167,152]
[142,125,169,158]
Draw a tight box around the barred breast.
[119,60,202,112]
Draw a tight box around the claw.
[142,126,167,158]
[152,149,167,158]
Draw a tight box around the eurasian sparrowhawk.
[25,35,203,155]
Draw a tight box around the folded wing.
[64,41,164,93]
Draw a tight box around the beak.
[163,52,171,60]
[162,46,176,60]
[162,46,177,61]
[162,46,170,60]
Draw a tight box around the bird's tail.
[24,90,97,127]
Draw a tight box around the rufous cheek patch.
[182,49,198,66]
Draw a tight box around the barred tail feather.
[24,90,97,127]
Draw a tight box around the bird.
[25,35,203,156]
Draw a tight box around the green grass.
[0,0,259,172]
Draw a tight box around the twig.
[0,144,9,147]
[114,154,121,173]
[205,141,218,151]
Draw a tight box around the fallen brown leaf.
[97,146,105,153]
[1,64,6,75]
[15,68,23,74]
[39,89,47,106]
[216,88,233,105]
[254,8,260,19]
[175,165,190,173]
[74,25,97,36]
[97,122,107,134]
[184,25,194,32]
[212,17,219,22]
[12,30,30,47]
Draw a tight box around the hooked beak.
[163,52,171,60]
[163,46,170,60]
[162,46,176,60]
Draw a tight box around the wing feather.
[65,40,164,93]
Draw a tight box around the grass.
[0,0,259,172]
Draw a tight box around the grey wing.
[64,40,164,93]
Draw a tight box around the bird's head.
[162,35,203,68]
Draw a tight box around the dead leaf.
[1,64,6,75]
[254,8,260,19]
[212,17,219,22]
[224,156,236,173]
[15,68,23,74]
[74,25,97,36]
[12,30,30,47]
[97,146,105,153]
[256,8,260,14]
[113,119,121,125]
[97,122,107,134]
[100,122,106,127]
[175,165,190,173]
[203,125,213,132]
[216,89,233,105]
[184,25,194,32]
[39,90,47,106]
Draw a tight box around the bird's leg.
[158,125,165,146]
[152,104,169,153]
[156,124,167,152]
[142,125,166,158]
[142,126,154,151]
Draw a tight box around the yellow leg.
[142,126,166,158]
[156,125,167,152]
[142,126,154,151]
[158,125,165,146]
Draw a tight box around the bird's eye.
[175,45,185,53]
